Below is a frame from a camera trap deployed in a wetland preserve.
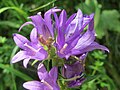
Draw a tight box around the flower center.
[39,35,54,48]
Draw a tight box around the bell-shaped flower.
[54,9,109,59]
[23,64,60,90]
[11,28,48,68]
[62,60,85,87]
[19,7,61,46]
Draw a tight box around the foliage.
[0,0,120,90]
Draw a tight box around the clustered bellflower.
[11,7,109,90]
[54,9,109,59]
[23,64,60,90]
[12,29,48,68]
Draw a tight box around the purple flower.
[23,64,60,90]
[19,7,61,46]
[62,60,85,87]
[54,9,109,59]
[11,28,48,68]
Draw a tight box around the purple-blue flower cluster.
[11,7,109,90]
[23,64,60,90]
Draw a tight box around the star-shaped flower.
[11,28,48,68]
[19,7,61,47]
[23,64,60,90]
[62,61,85,87]
[54,9,109,59]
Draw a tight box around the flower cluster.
[11,7,109,90]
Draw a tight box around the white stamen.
[60,43,68,54]
[41,79,53,90]
[24,43,40,53]
[40,35,43,38]
[38,63,44,70]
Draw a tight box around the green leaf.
[0,7,28,18]
[85,75,100,83]
[0,64,33,81]
[101,10,120,32]
[31,60,38,66]
[10,46,19,60]
[96,9,120,39]
[0,21,20,28]
[92,51,107,60]
[0,36,7,44]
[30,0,56,12]
[94,4,101,28]
[0,7,11,13]
[75,3,93,14]
[95,16,105,39]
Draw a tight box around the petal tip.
[13,33,16,37]
[11,59,16,64]
[38,63,44,70]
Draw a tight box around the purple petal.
[88,14,94,31]
[41,25,52,40]
[23,81,42,90]
[75,9,83,29]
[63,61,84,78]
[65,54,71,59]
[68,78,85,87]
[59,10,67,29]
[71,42,109,55]
[53,13,59,29]
[65,13,76,31]
[67,13,94,43]
[65,9,83,39]
[44,7,61,37]
[49,67,58,82]
[74,30,95,50]
[29,14,44,35]
[81,42,109,52]
[56,10,67,49]
[56,29,65,49]
[13,33,30,49]
[23,57,31,68]
[32,48,48,60]
[11,51,27,63]
[83,17,91,26]
[18,21,34,32]
[30,14,52,40]
[65,36,80,53]
[79,53,87,61]
[30,28,38,43]
[37,64,47,80]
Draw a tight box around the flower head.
[11,28,48,68]
[23,64,60,90]
[54,9,109,59]
[11,7,109,89]
[63,60,85,87]
[19,7,61,47]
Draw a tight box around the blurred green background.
[0,0,120,90]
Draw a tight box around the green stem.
[0,63,33,81]
[47,60,50,71]
[10,63,17,90]
[63,76,81,81]
[11,71,17,90]
[30,0,56,12]
[92,65,98,76]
